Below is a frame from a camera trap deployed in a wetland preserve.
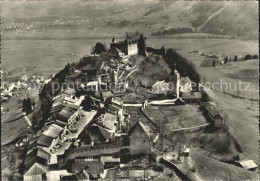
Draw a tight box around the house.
[66,70,81,82]
[81,68,98,82]
[62,142,123,163]
[72,160,104,180]
[97,73,110,91]
[63,88,76,98]
[180,77,192,93]
[85,124,112,145]
[100,155,120,168]
[201,102,225,127]
[236,160,258,171]
[86,81,98,92]
[50,102,64,114]
[98,112,118,134]
[183,147,190,157]
[181,92,201,103]
[58,104,81,127]
[43,124,63,139]
[21,74,29,82]
[150,80,170,94]
[163,144,188,162]
[60,175,77,181]
[128,121,151,155]
[110,33,147,57]
[37,134,54,148]
[23,148,50,181]
[101,91,114,102]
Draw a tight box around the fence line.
[170,123,210,132]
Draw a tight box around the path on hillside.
[197,2,230,31]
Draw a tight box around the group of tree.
[80,95,97,111]
[91,42,108,55]
[146,46,165,58]
[22,98,33,114]
[223,54,258,64]
[151,27,194,36]
[39,62,77,122]
[244,54,258,61]
[165,48,201,84]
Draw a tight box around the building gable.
[129,121,150,140]
[24,163,48,176]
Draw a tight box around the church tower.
[174,66,180,98]
[171,64,180,98]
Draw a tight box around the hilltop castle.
[110,32,147,57]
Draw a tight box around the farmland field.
[2,37,258,78]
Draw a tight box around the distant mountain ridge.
[2,0,258,40]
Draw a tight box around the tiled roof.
[37,134,54,147]
[64,88,76,96]
[24,147,50,174]
[43,124,63,138]
[72,161,104,175]
[180,76,192,86]
[86,124,111,143]
[202,102,222,117]
[128,121,150,137]
[125,34,141,44]
[58,104,79,121]
[238,160,258,170]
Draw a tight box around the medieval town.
[2,32,252,181]
[1,1,259,180]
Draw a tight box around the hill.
[2,0,258,40]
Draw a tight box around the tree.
[253,55,258,59]
[140,64,146,73]
[140,61,147,73]
[32,98,36,108]
[80,96,95,111]
[212,59,216,67]
[224,56,228,64]
[161,46,166,57]
[244,54,252,60]
[22,98,32,114]
[165,48,201,83]
[22,99,26,112]
[27,98,32,113]
[234,55,238,61]
[138,34,147,56]
[145,57,149,63]
[155,56,160,64]
[91,42,107,55]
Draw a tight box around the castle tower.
[138,33,147,56]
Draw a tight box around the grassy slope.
[191,147,258,181]
[129,54,171,86]
[203,86,259,164]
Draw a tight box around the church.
[110,32,147,57]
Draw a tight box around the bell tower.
[172,64,180,98]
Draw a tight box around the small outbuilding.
[237,160,258,171]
